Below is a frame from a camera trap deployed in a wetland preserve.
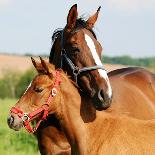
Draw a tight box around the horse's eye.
[34,87,43,93]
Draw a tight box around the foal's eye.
[34,87,43,93]
[72,48,80,53]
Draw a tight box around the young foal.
[8,59,155,155]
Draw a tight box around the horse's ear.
[86,6,101,29]
[39,57,50,74]
[66,4,78,32]
[31,57,41,72]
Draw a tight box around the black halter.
[59,30,105,83]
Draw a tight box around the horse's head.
[7,58,63,132]
[49,4,112,110]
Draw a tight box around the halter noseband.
[10,70,62,133]
[60,30,105,83]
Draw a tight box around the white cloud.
[105,0,155,12]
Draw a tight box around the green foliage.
[103,55,155,69]
[0,98,39,155]
[0,68,36,99]
[15,69,36,98]
[0,70,20,98]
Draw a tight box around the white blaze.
[23,81,32,95]
[84,34,112,98]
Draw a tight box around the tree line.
[103,55,155,69]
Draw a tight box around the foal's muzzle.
[7,114,23,131]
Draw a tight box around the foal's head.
[7,58,65,132]
[49,4,112,110]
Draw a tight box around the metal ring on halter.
[73,67,80,76]
[51,88,57,97]
[22,113,30,122]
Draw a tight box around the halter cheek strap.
[10,70,62,133]
[60,30,105,84]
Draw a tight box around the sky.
[0,0,155,57]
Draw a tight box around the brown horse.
[49,4,112,110]
[8,59,155,155]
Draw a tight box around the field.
[0,54,125,77]
[0,98,39,155]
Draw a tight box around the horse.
[8,59,155,155]
[49,4,112,110]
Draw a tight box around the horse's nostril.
[7,116,14,126]
[98,89,105,101]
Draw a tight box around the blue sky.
[0,0,155,57]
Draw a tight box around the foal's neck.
[56,75,96,155]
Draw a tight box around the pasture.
[0,98,39,155]
[0,54,155,154]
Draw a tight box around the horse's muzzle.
[7,114,23,131]
[93,89,112,111]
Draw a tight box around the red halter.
[10,70,62,133]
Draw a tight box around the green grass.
[0,98,39,155]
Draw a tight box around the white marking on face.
[23,81,32,95]
[84,34,112,98]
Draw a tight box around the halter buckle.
[51,88,57,97]
[22,113,30,122]
[73,67,80,76]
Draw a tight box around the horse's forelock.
[51,18,97,45]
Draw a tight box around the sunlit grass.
[0,98,39,155]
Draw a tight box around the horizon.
[1,52,155,59]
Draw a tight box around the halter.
[10,70,62,133]
[60,30,105,83]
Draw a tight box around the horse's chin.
[94,99,112,111]
[9,124,23,131]
[92,92,112,111]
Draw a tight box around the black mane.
[51,18,97,43]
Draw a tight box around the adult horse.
[48,4,155,119]
[8,59,155,155]
[49,4,112,110]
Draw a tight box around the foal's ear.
[66,4,78,32]
[86,6,101,29]
[31,57,41,72]
[39,57,50,74]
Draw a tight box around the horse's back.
[98,115,155,155]
[86,110,155,155]
[108,67,155,120]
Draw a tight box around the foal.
[8,59,155,155]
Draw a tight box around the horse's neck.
[56,76,94,154]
